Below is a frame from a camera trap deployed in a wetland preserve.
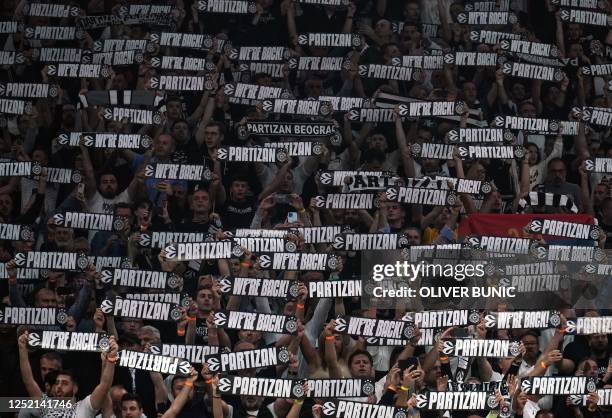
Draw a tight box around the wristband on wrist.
[299,208,306,213]
[184,380,193,388]
[187,315,197,321]
[296,303,305,309]
[294,399,303,405]
[541,361,549,369]
[587,404,597,412]
[177,329,186,336]
[325,335,335,341]
[106,355,118,363]
[400,385,409,391]
[388,385,397,392]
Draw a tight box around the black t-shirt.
[221,198,258,230]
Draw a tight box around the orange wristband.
[184,380,193,388]
[187,315,197,321]
[325,335,335,341]
[241,261,251,267]
[177,329,186,336]
[541,361,549,369]
[205,379,213,384]
[296,303,305,309]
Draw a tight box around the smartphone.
[287,211,298,223]
[275,193,290,205]
[399,357,419,372]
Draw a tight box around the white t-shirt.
[40,394,97,418]
[87,189,131,214]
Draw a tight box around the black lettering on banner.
[500,39,561,58]
[402,310,478,329]
[551,0,606,9]
[411,142,454,159]
[233,237,297,253]
[455,11,517,25]
[0,21,18,33]
[0,306,67,325]
[150,56,211,72]
[440,339,521,358]
[334,315,418,340]
[559,8,611,26]
[27,331,110,352]
[14,251,88,271]
[0,161,42,177]
[448,128,513,143]
[34,47,84,63]
[99,296,183,322]
[124,292,189,306]
[501,62,565,82]
[46,63,112,78]
[88,256,131,270]
[41,167,82,184]
[358,64,421,81]
[232,229,288,238]
[118,4,174,16]
[434,177,492,194]
[318,95,368,112]
[205,346,288,372]
[308,280,362,298]
[287,56,347,72]
[217,375,300,398]
[469,30,521,44]
[217,146,288,163]
[346,107,397,122]
[318,170,396,189]
[144,163,211,181]
[527,218,599,240]
[100,268,181,290]
[483,311,562,329]
[218,277,300,298]
[149,75,214,91]
[385,187,458,206]
[0,98,29,115]
[213,310,298,334]
[149,32,213,50]
[102,107,163,125]
[457,145,525,159]
[91,50,143,66]
[391,55,444,69]
[196,0,256,13]
[24,26,82,41]
[256,253,339,271]
[295,226,344,244]
[465,235,533,255]
[573,107,612,127]
[57,133,151,149]
[227,46,289,61]
[261,99,332,116]
[581,63,612,77]
[0,83,57,98]
[0,223,33,241]
[138,231,207,248]
[150,344,219,363]
[0,51,25,65]
[264,141,322,157]
[320,400,406,418]
[448,381,507,393]
[500,274,563,293]
[564,316,612,335]
[405,244,466,261]
[295,0,350,5]
[398,101,465,117]
[332,233,408,251]
[52,212,125,232]
[297,32,361,48]
[532,244,605,262]
[365,328,435,346]
[414,391,496,410]
[116,349,191,375]
[520,376,597,395]
[568,389,612,407]
[443,52,499,66]
[163,241,242,261]
[238,121,338,140]
[494,115,559,134]
[224,82,285,100]
[312,194,377,209]
[92,39,148,53]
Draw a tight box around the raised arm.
[17,331,42,399]
[90,336,118,410]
